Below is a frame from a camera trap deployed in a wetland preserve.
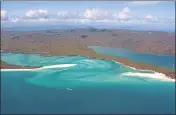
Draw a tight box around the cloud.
[9,15,21,23]
[117,7,131,20]
[83,7,131,20]
[2,7,174,26]
[145,14,153,20]
[163,18,175,24]
[25,9,49,19]
[123,7,131,13]
[57,19,91,24]
[38,18,51,22]
[83,8,110,20]
[130,1,162,5]
[1,10,8,21]
[145,14,158,22]
[58,11,80,19]
[22,18,57,23]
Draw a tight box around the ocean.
[1,52,175,114]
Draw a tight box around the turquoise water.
[88,46,175,70]
[1,52,175,114]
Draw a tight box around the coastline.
[1,44,175,80]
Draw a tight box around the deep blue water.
[88,46,175,70]
[1,52,175,114]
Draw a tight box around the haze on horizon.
[1,1,175,32]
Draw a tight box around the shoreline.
[1,57,175,82]
[1,45,175,80]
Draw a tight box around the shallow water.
[1,52,175,114]
[88,46,175,70]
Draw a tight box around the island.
[1,28,175,80]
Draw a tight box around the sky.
[1,1,175,31]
